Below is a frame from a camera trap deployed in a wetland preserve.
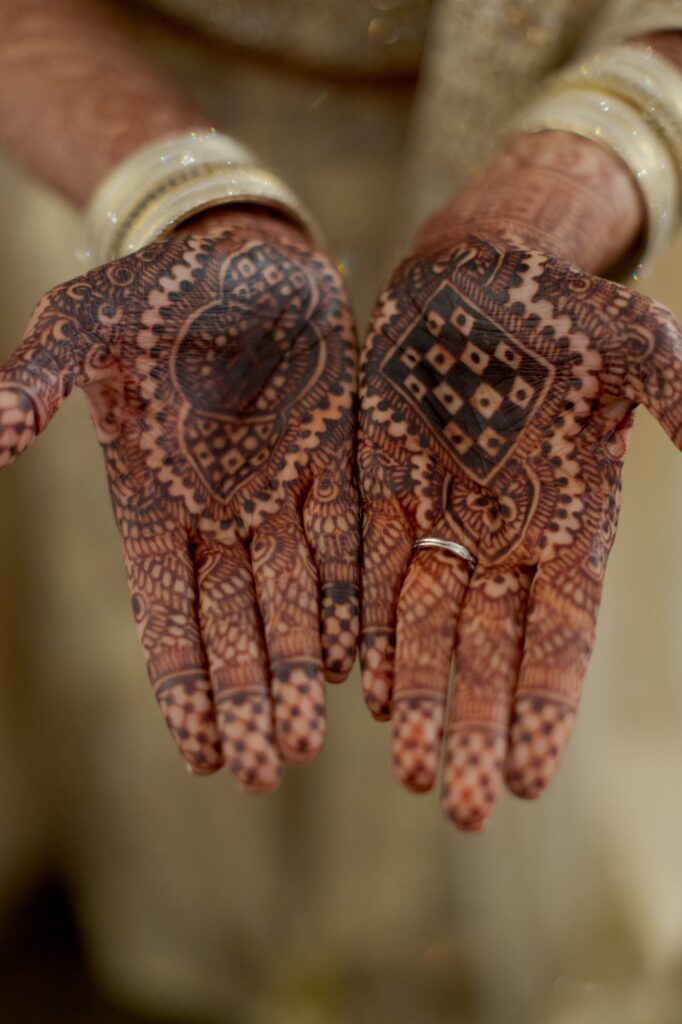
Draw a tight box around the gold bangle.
[82,129,321,266]
[513,87,678,276]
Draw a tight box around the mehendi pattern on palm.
[0,218,360,790]
[360,236,681,829]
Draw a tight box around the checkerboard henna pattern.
[382,283,553,481]
[360,235,682,830]
[0,211,360,790]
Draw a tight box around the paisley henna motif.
[0,214,359,789]
[359,235,682,830]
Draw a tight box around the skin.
[0,208,360,788]
[0,0,202,203]
[0,0,680,823]
[0,0,360,786]
[359,130,682,830]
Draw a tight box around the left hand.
[359,233,681,830]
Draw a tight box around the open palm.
[0,214,359,791]
[360,235,681,829]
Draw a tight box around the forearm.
[416,130,643,274]
[0,0,205,205]
[418,32,682,276]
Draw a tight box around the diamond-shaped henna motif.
[184,410,276,500]
[381,283,553,481]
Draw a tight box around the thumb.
[0,290,85,468]
[602,289,682,449]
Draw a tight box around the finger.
[0,292,86,468]
[391,548,469,793]
[504,554,601,799]
[252,510,326,764]
[125,533,223,775]
[303,468,360,683]
[359,499,413,720]
[441,566,532,831]
[195,536,280,793]
[601,288,682,447]
[0,387,36,468]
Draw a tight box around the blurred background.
[0,2,681,1022]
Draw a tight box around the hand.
[0,208,359,790]
[359,234,681,829]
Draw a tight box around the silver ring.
[412,537,477,568]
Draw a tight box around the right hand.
[0,208,360,791]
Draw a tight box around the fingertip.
[440,797,489,833]
[176,739,224,776]
[392,695,443,793]
[217,691,282,794]
[360,630,395,720]
[440,729,506,832]
[236,769,283,795]
[278,728,326,765]
[504,695,576,801]
[272,662,327,765]
[176,730,225,775]
[395,763,435,793]
[228,752,282,793]
[363,679,392,720]
[184,758,222,778]
[320,581,359,684]
[504,772,547,801]
[0,385,36,467]
[321,629,357,684]
[366,698,391,722]
[157,676,225,775]
[324,665,352,685]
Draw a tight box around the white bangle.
[556,44,682,192]
[81,128,321,266]
[513,87,678,277]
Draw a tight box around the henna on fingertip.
[359,233,681,830]
[0,222,358,784]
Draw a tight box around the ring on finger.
[412,536,477,569]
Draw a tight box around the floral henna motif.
[360,235,682,830]
[0,215,359,789]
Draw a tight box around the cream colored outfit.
[0,2,681,1022]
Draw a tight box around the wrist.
[83,129,320,266]
[174,203,313,248]
[416,131,644,274]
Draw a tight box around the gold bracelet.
[82,129,321,266]
[513,87,678,276]
[555,44,682,190]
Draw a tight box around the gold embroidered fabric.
[591,0,682,43]
[141,0,682,80]
[140,1,682,231]
[402,0,598,232]
[140,0,432,74]
[404,0,682,231]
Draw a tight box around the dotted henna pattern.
[359,235,682,830]
[0,217,359,789]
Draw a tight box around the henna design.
[442,565,531,829]
[0,213,359,788]
[251,508,327,763]
[417,132,644,276]
[360,234,682,830]
[391,548,468,793]
[194,536,280,790]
